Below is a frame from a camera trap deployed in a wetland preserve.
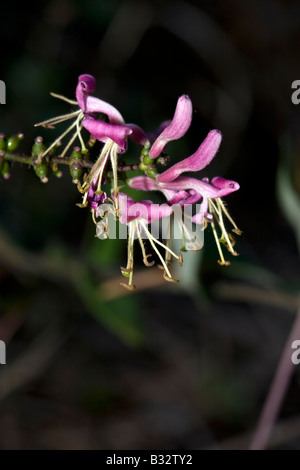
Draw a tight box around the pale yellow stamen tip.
[120,283,136,291]
[163,271,179,283]
[218,260,231,266]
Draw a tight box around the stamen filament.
[60,129,79,157]
[41,119,78,158]
[216,199,237,255]
[218,198,242,234]
[110,144,119,209]
[141,221,179,260]
[122,222,135,289]
[34,110,81,128]
[91,209,97,225]
[135,222,154,267]
[50,92,78,105]
[84,140,114,191]
[210,219,229,265]
[76,115,87,153]
[140,221,175,279]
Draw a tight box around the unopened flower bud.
[6,133,24,152]
[70,159,83,183]
[34,163,48,183]
[32,136,45,157]
[142,154,153,166]
[70,146,83,160]
[146,167,158,179]
[1,161,10,179]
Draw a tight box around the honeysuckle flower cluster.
[33,74,241,289]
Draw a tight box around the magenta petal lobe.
[149,95,193,159]
[82,118,132,153]
[76,74,96,112]
[157,130,222,183]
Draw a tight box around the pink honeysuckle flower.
[128,173,241,264]
[128,126,241,265]
[128,174,239,220]
[35,73,147,159]
[115,193,182,290]
[148,95,193,159]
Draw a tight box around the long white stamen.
[34,110,81,128]
[122,222,135,289]
[218,198,240,232]
[50,92,78,105]
[110,144,119,201]
[41,119,78,157]
[96,150,110,193]
[60,129,79,157]
[216,199,237,254]
[141,221,179,260]
[76,115,87,153]
[140,221,174,278]
[210,219,228,265]
[83,140,114,190]
[135,221,154,266]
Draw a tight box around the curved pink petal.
[128,175,161,192]
[128,175,177,202]
[158,176,240,199]
[82,118,132,153]
[75,74,125,124]
[85,96,125,125]
[157,130,222,183]
[149,95,193,159]
[211,176,240,192]
[76,74,96,111]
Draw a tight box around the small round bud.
[70,159,83,181]
[34,163,48,181]
[7,134,23,152]
[53,169,63,178]
[142,154,153,166]
[32,136,45,157]
[146,167,158,179]
[1,161,11,179]
[70,147,82,160]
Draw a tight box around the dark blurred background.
[0,0,299,450]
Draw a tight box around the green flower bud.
[146,167,158,179]
[32,136,45,157]
[6,133,24,152]
[142,154,154,166]
[34,163,48,183]
[70,159,83,182]
[1,161,10,179]
[70,146,82,160]
[52,169,63,178]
